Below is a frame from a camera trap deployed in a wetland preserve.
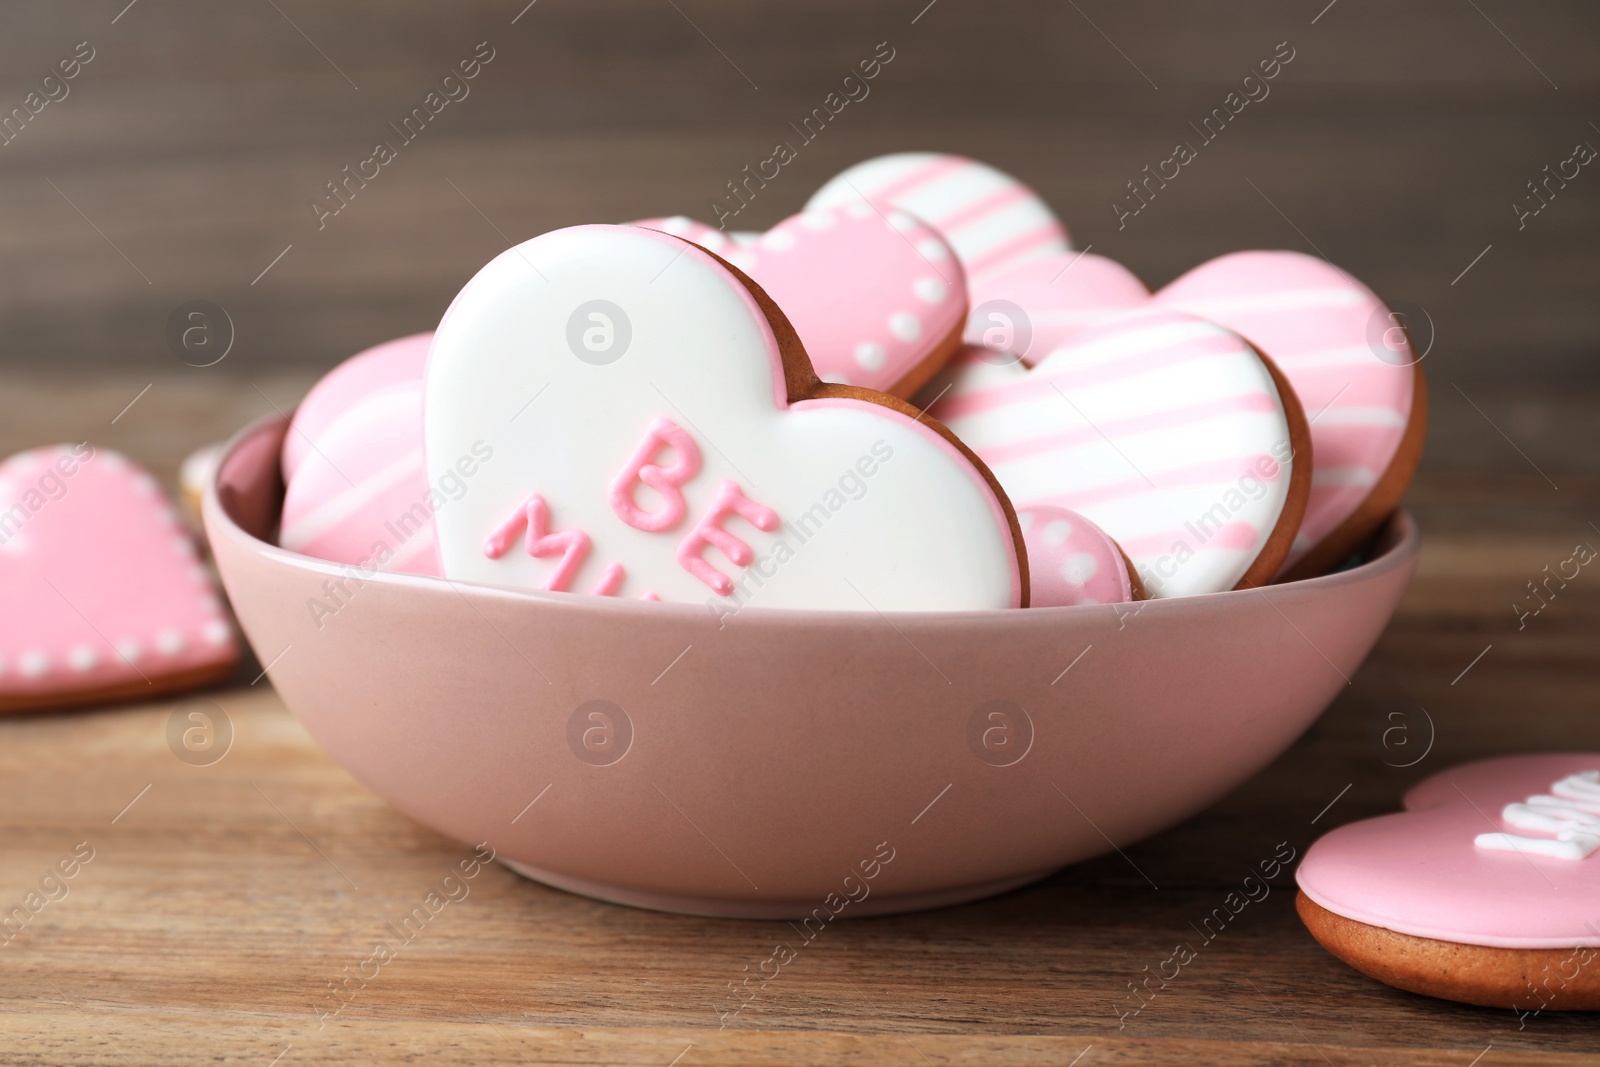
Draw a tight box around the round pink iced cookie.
[282,332,431,481]
[966,252,1150,365]
[1155,251,1422,578]
[279,382,440,577]
[1016,505,1134,607]
[0,445,238,710]
[633,207,968,397]
[1298,754,1600,949]
[805,152,1070,281]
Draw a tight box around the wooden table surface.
[1,375,1597,1066]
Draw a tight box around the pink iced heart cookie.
[632,207,967,398]
[924,306,1311,599]
[279,380,445,578]
[964,252,1150,365]
[0,446,238,713]
[282,332,431,481]
[425,224,1027,612]
[1016,505,1138,608]
[1297,754,1600,1010]
[806,152,1069,281]
[1155,251,1427,581]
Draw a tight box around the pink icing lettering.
[590,561,626,597]
[483,493,590,592]
[608,417,702,532]
[676,480,780,596]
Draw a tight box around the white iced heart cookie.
[425,224,1027,612]
[925,307,1311,598]
[806,153,1069,281]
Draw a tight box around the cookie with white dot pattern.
[0,445,238,713]
[1017,505,1141,607]
[631,207,968,399]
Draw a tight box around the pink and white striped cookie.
[0,445,238,713]
[1154,251,1426,580]
[1017,505,1139,608]
[279,380,442,577]
[966,252,1150,365]
[632,207,967,398]
[282,332,431,481]
[805,152,1069,282]
[925,307,1311,599]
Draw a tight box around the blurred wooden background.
[0,0,1595,382]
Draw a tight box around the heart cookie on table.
[425,224,1027,612]
[923,306,1311,598]
[631,206,967,398]
[1155,251,1426,580]
[1297,754,1600,1010]
[806,152,1070,281]
[0,446,238,713]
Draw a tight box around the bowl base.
[499,859,1058,919]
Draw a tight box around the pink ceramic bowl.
[206,414,1419,918]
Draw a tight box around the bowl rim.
[206,410,1421,628]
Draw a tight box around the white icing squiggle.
[1474,771,1600,861]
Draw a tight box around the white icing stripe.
[944,198,1058,259]
[1159,287,1366,317]
[1034,319,1230,371]
[1273,344,1384,370]
[1474,771,1600,860]
[1474,832,1600,861]
[281,450,424,549]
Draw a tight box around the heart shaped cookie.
[1298,754,1600,1009]
[279,380,442,578]
[965,251,1150,364]
[425,224,1026,612]
[1016,505,1138,608]
[283,332,431,481]
[0,446,238,713]
[806,152,1069,281]
[924,306,1311,598]
[631,205,967,398]
[1154,251,1426,580]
